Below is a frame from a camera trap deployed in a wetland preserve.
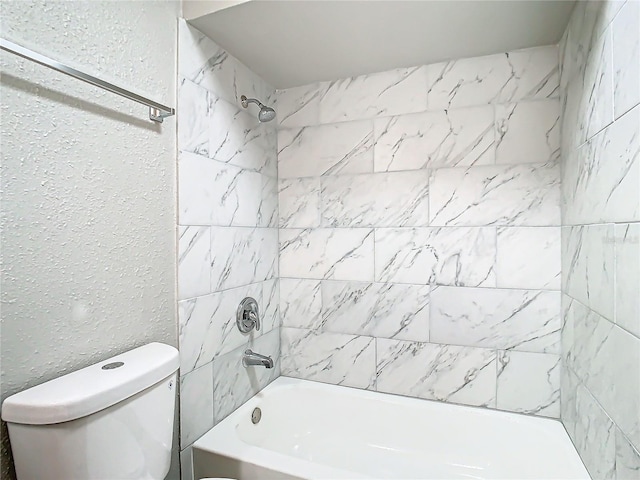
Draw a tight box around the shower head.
[241,95,276,123]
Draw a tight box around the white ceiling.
[189,0,575,89]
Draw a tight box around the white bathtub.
[193,377,589,480]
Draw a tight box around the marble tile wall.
[559,1,640,478]
[277,45,563,418]
[176,20,280,476]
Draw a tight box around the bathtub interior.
[193,377,590,480]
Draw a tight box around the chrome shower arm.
[241,95,264,108]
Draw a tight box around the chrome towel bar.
[0,38,175,123]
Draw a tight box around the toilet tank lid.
[1,342,179,425]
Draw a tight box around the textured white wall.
[0,1,179,478]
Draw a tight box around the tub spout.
[242,349,274,369]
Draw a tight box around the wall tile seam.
[563,290,640,342]
[274,43,561,95]
[178,221,278,228]
[284,334,559,417]
[177,156,278,180]
[558,0,626,90]
[178,278,279,301]
[176,155,280,180]
[561,91,640,155]
[278,277,562,293]
[277,161,559,181]
[274,96,561,130]
[281,325,557,356]
[564,359,638,454]
[178,75,270,121]
[279,224,562,230]
[561,221,640,228]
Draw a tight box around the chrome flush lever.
[236,297,260,333]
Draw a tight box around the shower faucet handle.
[237,297,260,333]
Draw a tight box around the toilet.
[1,342,179,480]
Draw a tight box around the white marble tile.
[562,293,579,367]
[562,0,624,87]
[210,227,277,291]
[278,121,373,178]
[560,363,581,441]
[376,339,496,407]
[321,171,430,227]
[495,99,561,164]
[279,228,374,281]
[501,46,561,103]
[258,175,278,228]
[209,95,274,173]
[180,151,263,227]
[279,278,322,329]
[178,283,261,374]
[583,28,614,140]
[374,227,496,287]
[318,66,428,124]
[429,162,561,227]
[425,46,559,110]
[278,178,321,228]
[281,328,376,389]
[261,279,280,333]
[178,20,271,108]
[560,75,585,154]
[178,151,217,226]
[496,227,561,289]
[613,0,640,119]
[321,281,430,342]
[562,224,615,321]
[178,78,209,156]
[496,351,560,418]
[572,384,616,480]
[373,106,495,172]
[430,286,561,353]
[180,362,214,449]
[563,107,640,225]
[213,328,280,422]
[261,124,278,177]
[178,226,211,300]
[616,428,640,480]
[615,223,640,338]
[276,83,323,127]
[571,310,640,450]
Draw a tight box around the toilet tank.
[1,342,179,480]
